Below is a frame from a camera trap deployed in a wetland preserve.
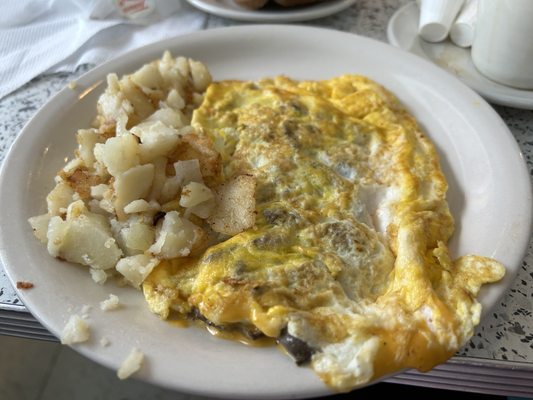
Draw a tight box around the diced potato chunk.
[149,156,167,201]
[99,199,115,214]
[145,108,185,129]
[149,211,203,259]
[114,164,154,219]
[63,158,84,175]
[47,181,75,216]
[121,220,155,253]
[28,214,51,244]
[90,268,108,284]
[186,198,215,219]
[97,73,133,124]
[119,77,156,123]
[166,89,185,110]
[111,216,155,256]
[117,348,144,380]
[189,60,212,92]
[77,129,100,168]
[179,182,213,208]
[124,199,150,214]
[159,176,181,204]
[174,159,202,185]
[47,216,68,254]
[100,294,120,311]
[94,134,139,177]
[176,57,190,78]
[60,314,90,344]
[47,201,122,270]
[131,64,163,90]
[131,121,181,163]
[90,184,109,200]
[116,254,159,287]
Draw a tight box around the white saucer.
[186,0,357,22]
[387,2,533,109]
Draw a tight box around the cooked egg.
[143,75,504,391]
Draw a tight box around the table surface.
[0,0,532,397]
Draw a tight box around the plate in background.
[387,1,533,109]
[186,0,357,22]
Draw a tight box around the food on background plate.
[235,0,324,9]
[29,53,505,392]
[274,0,323,6]
[235,0,268,9]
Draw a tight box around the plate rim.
[0,24,531,398]
[387,1,533,110]
[185,0,358,22]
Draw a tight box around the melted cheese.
[142,75,504,391]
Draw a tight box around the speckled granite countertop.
[0,0,532,383]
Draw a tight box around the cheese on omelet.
[143,75,504,391]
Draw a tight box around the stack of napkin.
[0,0,207,99]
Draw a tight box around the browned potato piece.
[59,167,102,200]
[169,133,221,183]
[235,0,269,9]
[208,175,256,236]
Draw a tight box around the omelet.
[143,75,505,391]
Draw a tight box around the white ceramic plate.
[0,25,531,399]
[387,2,533,109]
[185,0,357,22]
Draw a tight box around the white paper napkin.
[0,0,207,99]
